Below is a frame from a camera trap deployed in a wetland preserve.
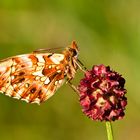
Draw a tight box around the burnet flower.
[78,64,127,121]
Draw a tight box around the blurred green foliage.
[0,0,140,140]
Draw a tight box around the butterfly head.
[65,41,79,58]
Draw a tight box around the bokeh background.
[0,0,140,140]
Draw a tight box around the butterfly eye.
[69,48,78,57]
[72,49,78,57]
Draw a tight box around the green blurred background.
[0,0,140,140]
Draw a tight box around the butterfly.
[0,41,84,104]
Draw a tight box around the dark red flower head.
[78,64,127,121]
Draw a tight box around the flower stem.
[106,122,114,140]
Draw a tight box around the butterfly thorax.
[62,41,79,81]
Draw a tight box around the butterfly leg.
[75,59,87,73]
[67,80,79,96]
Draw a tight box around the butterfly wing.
[0,53,66,104]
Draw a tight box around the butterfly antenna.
[33,47,65,53]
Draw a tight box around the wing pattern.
[0,53,65,104]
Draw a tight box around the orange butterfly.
[0,41,84,104]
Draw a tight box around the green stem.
[106,121,114,140]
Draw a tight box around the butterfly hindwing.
[0,53,65,104]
